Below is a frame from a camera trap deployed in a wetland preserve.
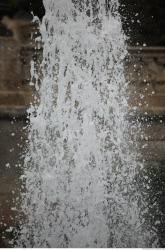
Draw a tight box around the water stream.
[18,0,156,247]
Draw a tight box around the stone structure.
[0,37,165,117]
[0,38,33,117]
[128,47,165,116]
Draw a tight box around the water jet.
[17,0,157,247]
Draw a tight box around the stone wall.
[0,37,165,116]
[127,47,165,115]
[0,37,33,117]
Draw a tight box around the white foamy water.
[18,0,156,247]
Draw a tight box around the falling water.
[18,0,156,247]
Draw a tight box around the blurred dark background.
[0,0,45,20]
[0,0,164,46]
[120,0,165,46]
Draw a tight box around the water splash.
[18,0,155,247]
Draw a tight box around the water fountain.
[17,0,157,247]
